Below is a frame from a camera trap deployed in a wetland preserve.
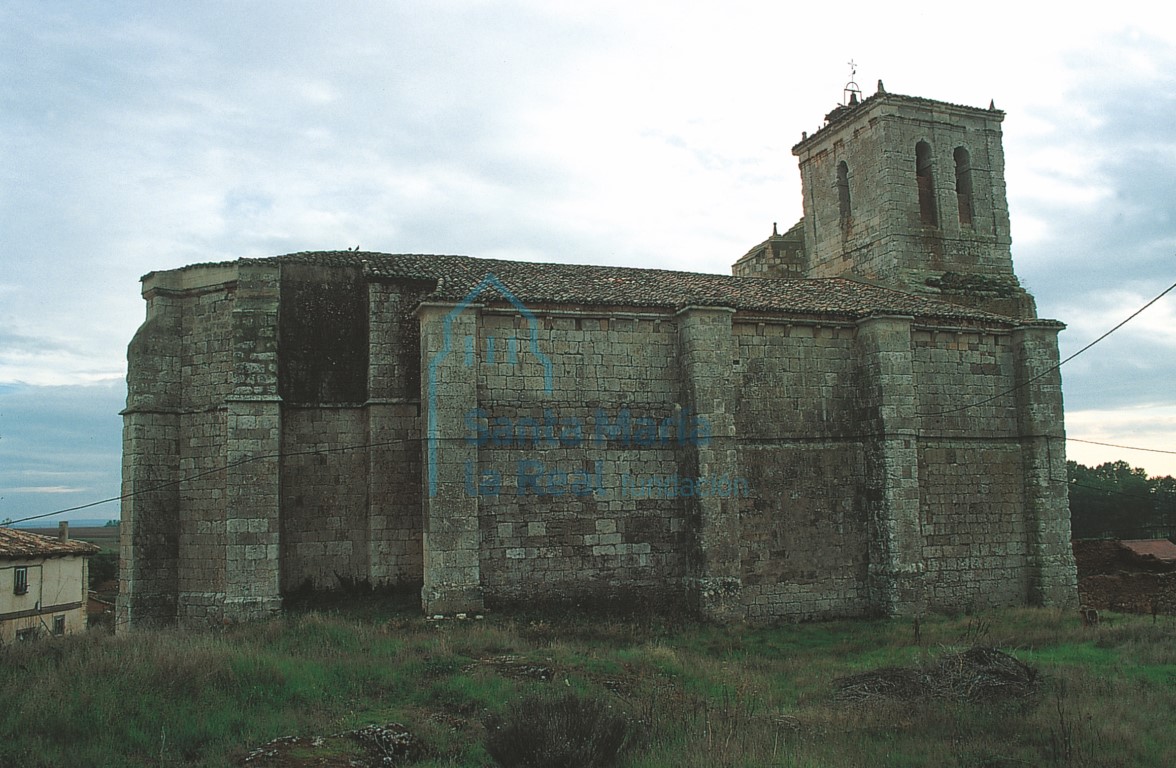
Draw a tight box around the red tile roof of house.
[1118,539,1176,563]
[0,527,101,559]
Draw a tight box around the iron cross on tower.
[844,59,862,105]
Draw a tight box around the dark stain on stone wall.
[280,264,369,404]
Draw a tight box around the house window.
[916,141,938,227]
[954,146,974,227]
[13,566,28,596]
[16,628,35,642]
[53,615,66,636]
[837,160,852,229]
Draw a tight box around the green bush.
[88,552,118,589]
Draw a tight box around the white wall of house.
[0,555,90,642]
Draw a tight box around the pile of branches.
[835,647,1039,704]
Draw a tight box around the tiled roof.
[0,527,101,559]
[1119,539,1176,563]
[245,251,1022,324]
[733,219,805,267]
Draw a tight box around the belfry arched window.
[916,141,938,227]
[837,160,851,229]
[954,146,974,227]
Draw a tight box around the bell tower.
[791,82,1036,318]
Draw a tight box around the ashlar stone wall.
[733,319,870,620]
[471,310,690,609]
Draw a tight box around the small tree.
[89,553,119,589]
[1070,460,1176,539]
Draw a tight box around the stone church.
[119,86,1078,628]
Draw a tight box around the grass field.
[2,598,1173,767]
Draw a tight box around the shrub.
[88,552,118,589]
[484,691,639,768]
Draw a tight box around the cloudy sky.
[1,1,1174,524]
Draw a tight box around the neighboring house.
[1117,539,1176,566]
[87,592,116,623]
[1,523,100,642]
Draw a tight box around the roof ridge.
[0,526,102,558]
[144,251,1032,325]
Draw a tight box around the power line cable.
[9,430,1172,527]
[1066,437,1176,456]
[1068,479,1175,504]
[3,437,418,526]
[5,279,1174,526]
[6,411,1174,526]
[920,278,1176,417]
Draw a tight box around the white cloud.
[5,486,87,495]
[1067,405,1176,478]
[1057,287,1176,352]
